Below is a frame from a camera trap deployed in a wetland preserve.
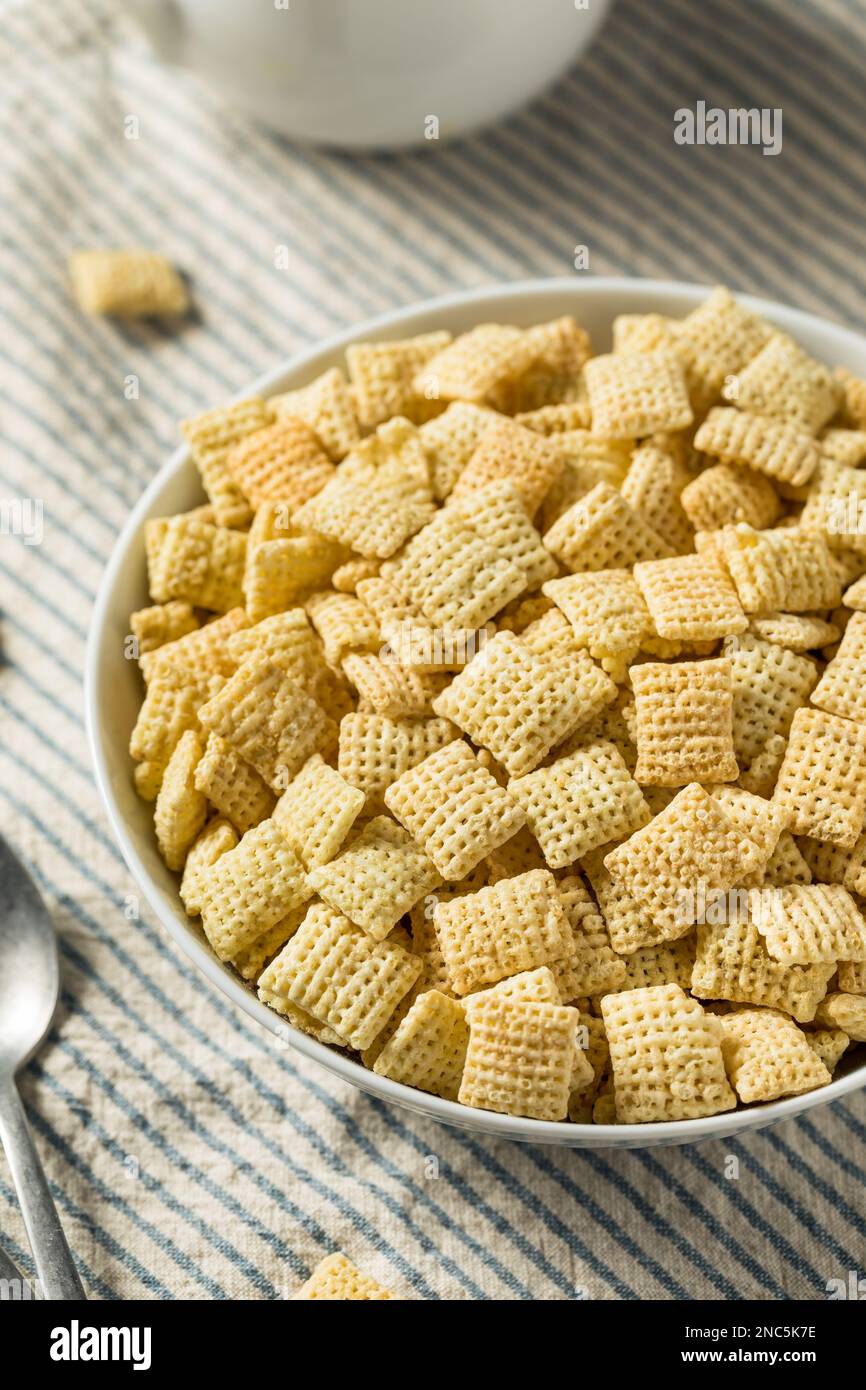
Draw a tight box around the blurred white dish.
[121,0,612,148]
[87,276,866,1148]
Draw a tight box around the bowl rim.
[86,274,866,1146]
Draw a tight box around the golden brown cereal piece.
[839,960,866,994]
[290,1252,394,1301]
[693,406,820,486]
[269,367,360,461]
[620,442,694,555]
[140,608,249,686]
[543,569,650,663]
[337,712,458,815]
[672,286,773,405]
[811,610,866,721]
[198,817,312,962]
[630,659,739,786]
[182,399,273,528]
[509,740,649,871]
[585,350,693,440]
[719,1007,831,1103]
[729,334,841,434]
[153,730,207,872]
[385,740,525,882]
[680,463,782,533]
[179,816,238,916]
[753,883,866,966]
[544,482,673,573]
[604,784,765,942]
[493,316,590,409]
[198,657,336,792]
[130,664,224,800]
[149,517,247,613]
[453,480,557,590]
[458,994,580,1121]
[346,330,451,428]
[464,965,563,1013]
[448,417,563,516]
[581,843,662,955]
[814,992,866,1041]
[130,602,198,656]
[601,984,735,1124]
[748,611,839,652]
[385,507,525,629]
[413,323,538,403]
[433,869,572,995]
[805,1027,850,1072]
[226,609,332,694]
[708,785,787,866]
[304,589,379,666]
[820,428,866,466]
[691,914,835,1022]
[620,935,697,991]
[331,556,381,593]
[835,367,866,431]
[273,753,365,869]
[722,635,817,767]
[309,815,440,939]
[774,706,866,848]
[226,416,335,510]
[633,553,746,642]
[243,532,345,623]
[553,874,626,999]
[69,248,188,317]
[844,575,866,612]
[373,989,469,1100]
[193,730,276,834]
[433,632,615,778]
[259,901,422,1050]
[419,401,502,500]
[715,524,842,613]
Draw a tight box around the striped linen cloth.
[2,0,866,1301]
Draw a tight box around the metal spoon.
[0,835,85,1299]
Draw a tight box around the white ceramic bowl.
[87,277,866,1148]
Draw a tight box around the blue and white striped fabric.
[2,0,866,1299]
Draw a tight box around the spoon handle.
[0,1078,86,1300]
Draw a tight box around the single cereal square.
[413,323,538,403]
[309,815,441,939]
[691,914,835,1021]
[729,334,841,434]
[150,516,247,612]
[694,406,820,486]
[805,1027,850,1072]
[723,634,818,766]
[633,553,747,641]
[194,731,276,834]
[620,442,694,555]
[273,753,365,869]
[748,611,840,653]
[258,901,422,1050]
[620,935,697,991]
[290,1252,394,1301]
[542,569,650,660]
[448,417,564,516]
[130,601,198,656]
[719,1007,831,1103]
[458,994,579,1121]
[712,525,842,613]
[198,818,312,963]
[419,401,501,499]
[753,883,866,965]
[509,741,650,870]
[373,989,469,1100]
[433,631,615,778]
[673,286,773,404]
[386,507,525,629]
[346,330,451,428]
[582,843,663,954]
[811,611,866,724]
[543,482,673,572]
[432,869,572,995]
[182,398,271,527]
[69,247,189,318]
[305,589,380,666]
[585,350,693,439]
[337,712,458,815]
[454,480,558,590]
[154,730,207,871]
[603,784,765,942]
[774,706,866,847]
[813,992,866,1041]
[243,531,345,623]
[601,984,735,1123]
[226,415,335,510]
[680,463,782,533]
[630,658,739,785]
[179,817,238,916]
[198,658,336,791]
[342,652,446,717]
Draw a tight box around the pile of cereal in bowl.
[128,287,866,1126]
